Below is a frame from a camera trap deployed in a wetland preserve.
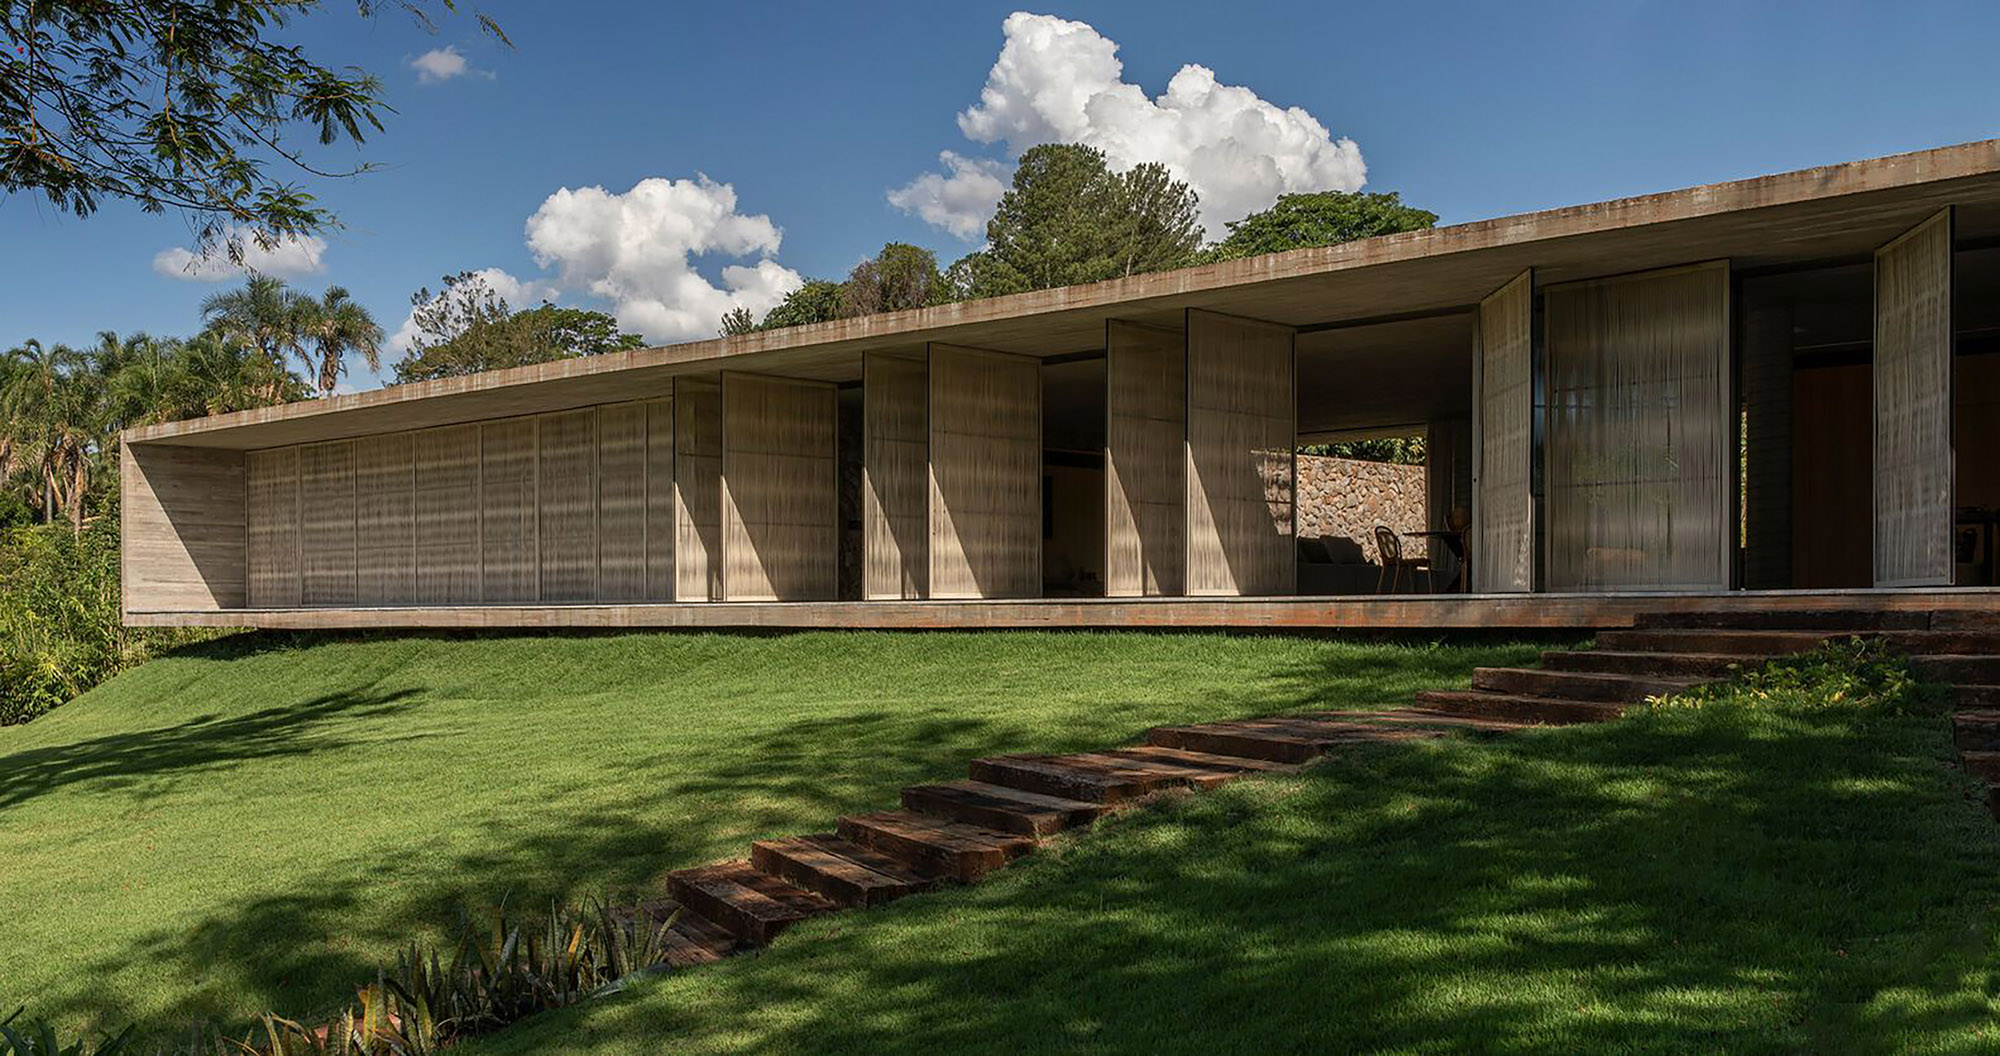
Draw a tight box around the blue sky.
[3,0,1997,389]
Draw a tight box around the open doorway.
[1296,315,1473,594]
[1043,357,1106,596]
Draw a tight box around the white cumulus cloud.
[151,227,328,282]
[410,46,472,83]
[885,151,1009,241]
[892,11,1368,240]
[522,175,803,344]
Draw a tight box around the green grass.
[459,650,2000,1056]
[0,629,1541,1036]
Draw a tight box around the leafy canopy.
[954,143,1202,298]
[394,271,642,383]
[0,0,505,256]
[1202,190,1437,263]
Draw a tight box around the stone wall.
[1296,454,1428,562]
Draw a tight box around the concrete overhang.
[123,138,2000,451]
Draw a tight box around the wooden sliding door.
[721,372,838,601]
[864,352,929,599]
[1105,320,1185,597]
[1474,270,1535,593]
[1873,208,1955,587]
[1543,262,1731,592]
[1184,309,1295,596]
[928,344,1040,599]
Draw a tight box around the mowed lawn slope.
[472,671,2000,1056]
[0,630,1539,1034]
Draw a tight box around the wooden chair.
[1373,525,1433,594]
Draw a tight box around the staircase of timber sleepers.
[636,606,2000,966]
[1417,607,2000,814]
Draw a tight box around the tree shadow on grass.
[478,698,2000,1056]
[0,688,423,812]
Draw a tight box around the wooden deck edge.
[123,590,2000,632]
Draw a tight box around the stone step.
[1953,710,2000,753]
[966,754,1181,804]
[1411,689,1626,726]
[666,860,838,947]
[1947,685,2000,709]
[749,834,938,908]
[1916,656,2000,683]
[1631,609,1932,631]
[836,810,1035,882]
[901,780,1108,835]
[1592,629,1843,656]
[1540,649,1753,680]
[1471,667,1694,703]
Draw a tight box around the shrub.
[0,518,218,725]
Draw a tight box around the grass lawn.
[0,630,1541,1035]
[464,653,2000,1056]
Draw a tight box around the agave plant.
[0,1008,133,1056]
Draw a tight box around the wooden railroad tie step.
[1412,690,1626,726]
[902,780,1109,835]
[1540,650,1751,679]
[1471,667,1694,703]
[835,810,1036,882]
[749,834,939,908]
[666,861,838,947]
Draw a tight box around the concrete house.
[121,140,2000,631]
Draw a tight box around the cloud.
[387,267,562,356]
[892,11,1368,240]
[410,46,473,84]
[522,175,803,344]
[151,227,328,282]
[886,151,1009,241]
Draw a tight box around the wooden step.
[1947,685,2000,709]
[1145,723,1327,764]
[1592,629,1843,656]
[749,834,938,908]
[1913,655,2000,683]
[1960,749,2000,785]
[627,900,740,968]
[1471,667,1694,703]
[1331,707,1537,734]
[901,780,1108,835]
[1540,650,1752,680]
[965,754,1174,803]
[666,860,838,946]
[1106,744,1302,775]
[1631,609,1931,631]
[1953,710,2000,753]
[836,810,1036,882]
[1879,631,2000,655]
[1928,611,2000,632]
[1411,690,1625,725]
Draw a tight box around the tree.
[955,144,1202,299]
[298,286,383,395]
[393,272,643,383]
[199,275,308,396]
[843,243,945,316]
[200,276,376,395]
[1203,191,1437,263]
[0,0,506,258]
[719,307,756,337]
[752,279,847,332]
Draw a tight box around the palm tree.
[298,286,384,395]
[200,276,308,399]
